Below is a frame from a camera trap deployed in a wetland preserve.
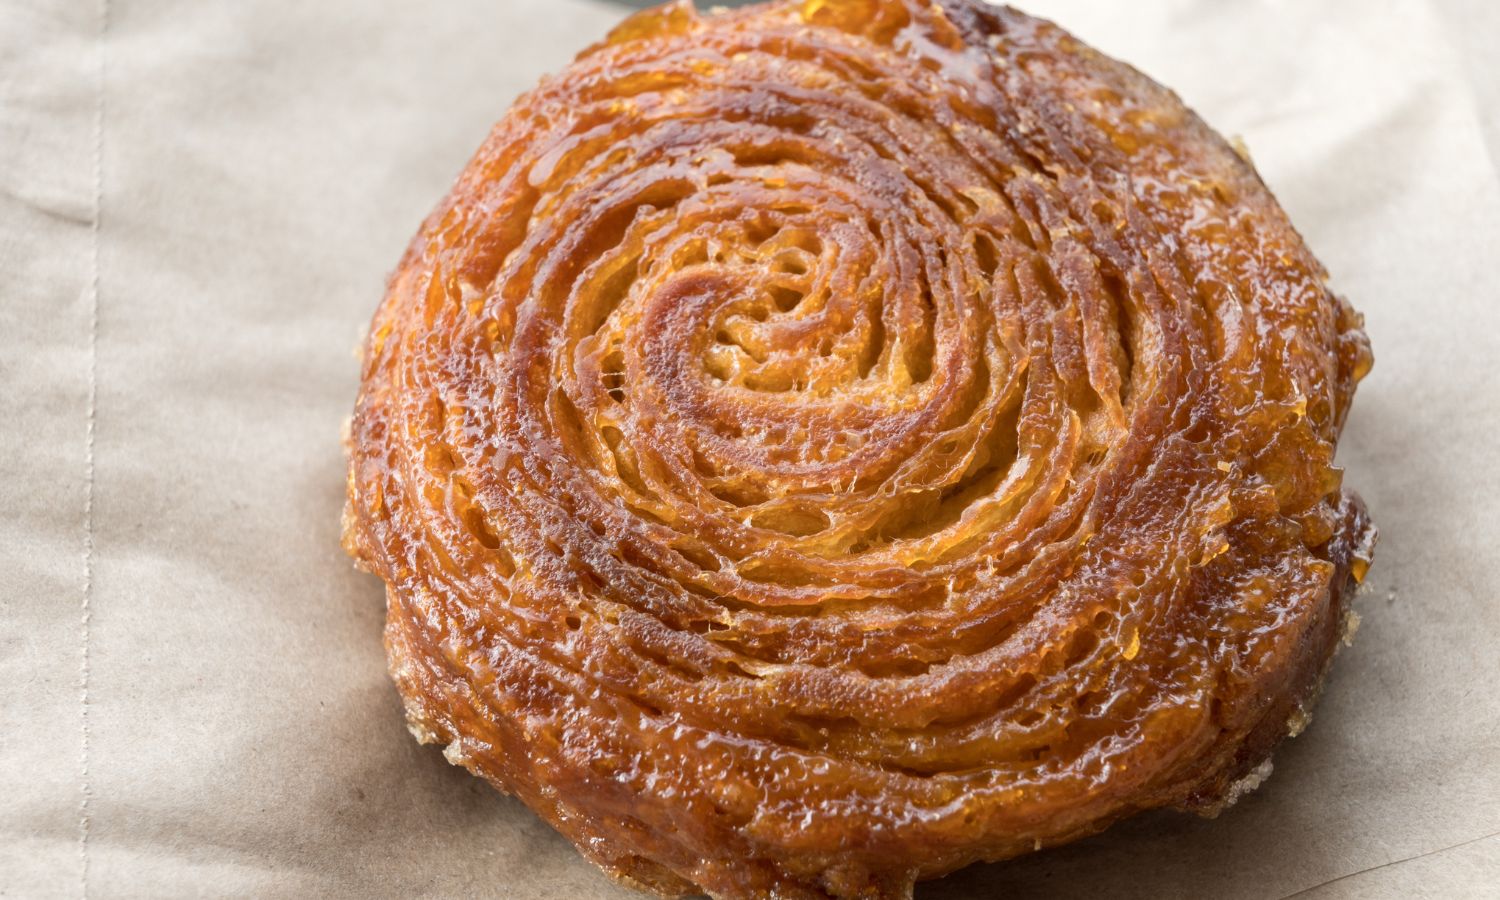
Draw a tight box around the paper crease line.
[80,1,108,896]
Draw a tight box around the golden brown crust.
[342,2,1376,897]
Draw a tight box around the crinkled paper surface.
[2,1,1497,897]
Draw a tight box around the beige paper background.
[3,0,1498,897]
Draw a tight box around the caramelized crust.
[343,2,1376,896]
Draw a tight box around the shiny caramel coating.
[342,1,1376,896]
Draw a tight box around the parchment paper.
[4,1,1498,897]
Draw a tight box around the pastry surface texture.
[343,1,1376,897]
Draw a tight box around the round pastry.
[342,1,1377,897]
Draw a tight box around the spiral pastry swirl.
[343,1,1376,896]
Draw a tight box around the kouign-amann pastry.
[342,1,1376,897]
